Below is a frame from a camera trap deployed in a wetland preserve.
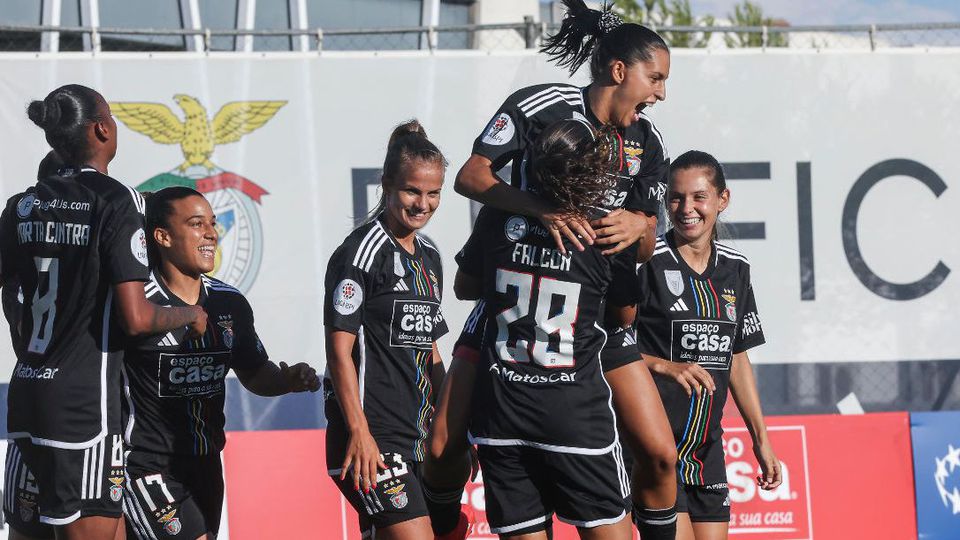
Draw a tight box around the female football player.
[121,186,320,540]
[1,84,206,540]
[637,151,781,540]
[323,120,448,540]
[453,118,642,540]
[427,2,679,538]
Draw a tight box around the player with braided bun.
[427,1,679,538]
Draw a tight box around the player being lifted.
[453,119,648,539]
[0,85,207,540]
[425,1,679,538]
[636,152,781,539]
[323,121,449,540]
[122,187,320,540]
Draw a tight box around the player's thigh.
[429,353,478,459]
[605,361,676,464]
[56,516,122,540]
[575,513,631,540]
[691,521,728,540]
[501,531,550,540]
[676,512,696,540]
[373,515,433,540]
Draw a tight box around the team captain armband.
[600,325,641,372]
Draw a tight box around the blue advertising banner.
[912,411,960,539]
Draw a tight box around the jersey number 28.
[495,269,580,368]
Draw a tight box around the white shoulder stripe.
[716,243,746,257]
[522,93,584,118]
[352,225,384,268]
[417,235,439,253]
[652,246,678,263]
[717,251,750,265]
[360,233,389,272]
[517,86,580,109]
[124,185,145,215]
[518,88,582,112]
[638,112,668,161]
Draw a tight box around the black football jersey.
[635,232,766,485]
[457,206,638,453]
[473,82,669,215]
[323,216,448,461]
[122,274,268,455]
[0,168,149,447]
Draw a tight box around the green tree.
[613,0,714,48]
[724,1,789,47]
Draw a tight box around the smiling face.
[153,195,218,277]
[608,48,670,128]
[668,166,729,244]
[384,159,444,235]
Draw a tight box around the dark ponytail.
[541,0,668,79]
[364,119,447,225]
[27,84,106,167]
[530,119,618,217]
[669,150,728,240]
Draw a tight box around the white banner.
[0,49,956,380]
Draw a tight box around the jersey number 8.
[495,269,580,368]
[28,257,59,354]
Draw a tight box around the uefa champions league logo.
[934,444,960,514]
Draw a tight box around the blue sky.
[678,0,957,24]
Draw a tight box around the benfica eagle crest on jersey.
[664,270,684,296]
[112,95,286,293]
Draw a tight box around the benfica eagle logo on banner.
[112,95,286,292]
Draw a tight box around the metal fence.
[1,20,960,53]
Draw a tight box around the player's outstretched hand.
[342,430,388,494]
[754,442,782,490]
[651,361,715,397]
[537,210,595,255]
[279,361,321,393]
[590,209,645,255]
[186,305,208,338]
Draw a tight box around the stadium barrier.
[216,411,916,539]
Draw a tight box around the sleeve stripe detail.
[361,235,390,272]
[517,85,581,109]
[144,274,167,300]
[717,250,750,265]
[522,92,584,118]
[652,246,678,263]
[716,243,746,258]
[462,300,486,334]
[201,275,243,294]
[417,235,439,253]
[637,112,669,160]
[352,224,386,269]
[124,185,146,215]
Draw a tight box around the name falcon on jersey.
[511,243,572,272]
[16,220,91,246]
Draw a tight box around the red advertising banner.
[223,412,915,539]
[722,412,915,540]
